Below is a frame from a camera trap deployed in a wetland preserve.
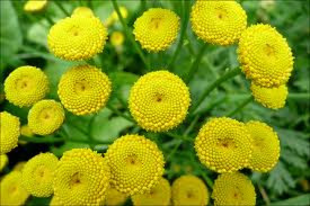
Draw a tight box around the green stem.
[53,1,70,16]
[288,93,310,100]
[44,15,55,26]
[191,67,242,113]
[107,104,134,122]
[166,140,182,161]
[140,0,147,11]
[19,136,64,143]
[111,0,150,71]
[226,96,253,117]
[166,132,193,142]
[201,172,214,189]
[87,0,93,9]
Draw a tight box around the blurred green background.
[0,0,309,205]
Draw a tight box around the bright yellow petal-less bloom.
[4,66,49,107]
[238,24,294,88]
[13,161,27,172]
[22,153,58,197]
[132,178,171,206]
[105,187,128,206]
[129,71,190,132]
[48,16,107,61]
[212,172,256,206]
[110,31,125,47]
[24,0,48,13]
[28,100,65,135]
[172,175,209,206]
[0,171,30,206]
[53,148,110,205]
[0,154,8,171]
[71,7,95,18]
[251,83,288,109]
[191,0,247,46]
[133,8,180,52]
[246,121,280,172]
[195,117,253,173]
[58,65,112,116]
[0,111,20,154]
[105,134,165,195]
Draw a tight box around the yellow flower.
[24,0,48,13]
[50,195,63,206]
[0,111,20,154]
[172,175,209,206]
[71,7,94,18]
[53,148,110,205]
[58,65,112,116]
[110,31,125,47]
[0,171,30,206]
[133,8,180,52]
[13,161,27,172]
[105,134,165,195]
[19,125,34,145]
[0,154,8,172]
[212,172,256,206]
[191,0,247,46]
[105,187,128,206]
[4,66,49,107]
[22,153,58,197]
[28,100,65,135]
[246,121,280,172]
[195,117,252,173]
[132,177,171,206]
[238,24,294,88]
[251,83,288,109]
[129,71,190,132]
[105,6,128,27]
[48,16,107,60]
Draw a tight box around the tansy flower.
[238,24,294,88]
[129,71,190,132]
[28,100,65,135]
[71,7,94,18]
[53,148,110,205]
[172,175,209,206]
[0,111,20,154]
[0,171,30,206]
[105,187,128,206]
[4,66,49,107]
[19,125,34,145]
[105,134,165,195]
[24,0,48,13]
[58,65,112,116]
[212,172,256,206]
[22,153,59,197]
[50,195,63,206]
[132,177,171,206]
[48,16,107,61]
[191,0,247,46]
[0,154,8,172]
[13,161,27,172]
[133,8,180,52]
[246,121,280,172]
[194,117,252,173]
[251,83,288,109]
[105,6,128,27]
[110,31,125,47]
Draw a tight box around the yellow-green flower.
[0,111,20,154]
[24,0,48,13]
[71,7,94,18]
[110,31,125,47]
[105,187,128,206]
[0,154,8,172]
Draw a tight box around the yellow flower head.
[105,6,128,27]
[212,172,256,206]
[0,154,8,172]
[251,83,288,109]
[20,125,34,137]
[4,66,49,107]
[110,31,125,47]
[105,134,165,195]
[28,100,65,135]
[172,175,209,206]
[195,117,252,173]
[133,8,180,52]
[129,71,190,132]
[0,171,30,206]
[105,187,128,206]
[48,16,107,61]
[22,153,59,197]
[246,121,280,172]
[13,161,27,172]
[191,0,247,46]
[53,148,110,205]
[24,0,48,13]
[71,7,94,18]
[0,111,20,154]
[238,24,294,88]
[58,65,112,116]
[132,178,171,206]
[50,195,63,206]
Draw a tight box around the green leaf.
[27,22,48,48]
[51,142,90,157]
[281,150,308,170]
[270,194,310,206]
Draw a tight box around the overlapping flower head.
[71,6,94,18]
[0,111,20,154]
[0,154,8,172]
[24,0,48,13]
[105,187,128,206]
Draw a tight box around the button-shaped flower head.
[71,7,94,18]
[58,65,112,116]
[105,134,165,195]
[0,154,8,172]
[191,0,247,46]
[172,175,209,206]
[28,100,65,135]
[0,111,20,154]
[24,0,47,13]
[129,71,190,132]
[133,8,180,52]
[22,153,59,197]
[238,24,294,88]
[105,187,128,206]
[212,172,256,206]
[53,148,110,205]
[195,117,253,173]
[4,66,49,107]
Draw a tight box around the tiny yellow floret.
[0,154,8,171]
[110,31,125,47]
[105,187,128,206]
[71,7,94,18]
[24,0,47,13]
[0,111,20,154]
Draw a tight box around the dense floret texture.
[0,111,20,154]
[105,187,128,206]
